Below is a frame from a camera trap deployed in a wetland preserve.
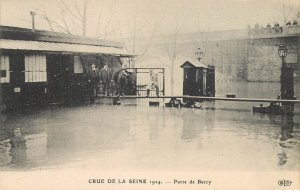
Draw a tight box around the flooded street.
[0,103,299,172]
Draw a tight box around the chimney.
[30,11,36,31]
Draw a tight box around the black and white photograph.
[0,0,299,189]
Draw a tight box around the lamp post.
[195,48,203,62]
[278,43,294,114]
[278,43,288,99]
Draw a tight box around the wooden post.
[162,68,165,96]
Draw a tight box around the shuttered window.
[25,55,47,82]
[0,56,10,83]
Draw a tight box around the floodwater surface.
[0,104,299,172]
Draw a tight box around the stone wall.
[245,37,298,82]
[134,30,299,98]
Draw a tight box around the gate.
[127,68,165,96]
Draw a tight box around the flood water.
[0,103,299,172]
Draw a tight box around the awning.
[0,39,135,57]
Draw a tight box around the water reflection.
[181,114,197,140]
[9,128,27,167]
[278,114,294,166]
[0,104,299,171]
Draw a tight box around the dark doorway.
[6,53,25,109]
[9,53,25,85]
[47,54,73,104]
[206,66,215,97]
[181,61,215,102]
[183,68,197,96]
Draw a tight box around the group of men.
[86,64,160,103]
[86,64,128,103]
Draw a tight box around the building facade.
[0,26,133,110]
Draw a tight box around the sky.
[0,0,299,40]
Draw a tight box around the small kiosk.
[180,58,215,100]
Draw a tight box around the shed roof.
[0,25,123,48]
[179,57,208,68]
[0,39,134,57]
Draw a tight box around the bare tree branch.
[59,0,83,22]
[135,23,158,62]
[103,1,115,40]
[95,12,103,37]
[61,12,72,35]
[160,33,173,63]
[116,21,131,52]
[96,25,122,39]
[66,12,83,31]
[157,0,190,95]
[82,0,87,36]
[42,16,55,31]
[34,6,55,31]
[74,0,83,18]
[49,19,72,34]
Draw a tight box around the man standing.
[118,69,128,96]
[99,64,112,96]
[147,69,159,97]
[87,64,99,103]
[112,68,128,96]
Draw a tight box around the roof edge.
[0,25,125,48]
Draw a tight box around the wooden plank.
[96,95,300,104]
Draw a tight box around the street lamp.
[278,43,294,114]
[278,43,288,59]
[278,43,288,100]
[195,48,203,62]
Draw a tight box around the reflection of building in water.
[9,128,27,167]
[149,114,160,141]
[0,138,11,167]
[44,108,132,165]
[278,115,294,166]
[25,133,48,166]
[280,115,294,141]
[0,125,48,168]
[181,115,197,140]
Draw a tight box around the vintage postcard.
[0,0,299,189]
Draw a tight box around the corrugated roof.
[0,39,134,56]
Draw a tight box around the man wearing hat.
[87,63,99,103]
[99,64,112,96]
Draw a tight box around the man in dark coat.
[86,64,99,103]
[99,64,112,96]
[118,69,128,96]
[112,68,128,96]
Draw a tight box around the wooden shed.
[180,58,215,99]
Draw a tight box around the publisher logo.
[278,179,292,187]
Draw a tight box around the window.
[0,56,10,83]
[25,55,47,82]
[74,55,83,73]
